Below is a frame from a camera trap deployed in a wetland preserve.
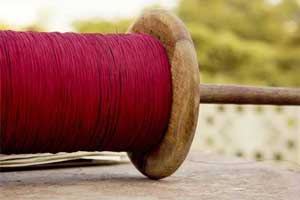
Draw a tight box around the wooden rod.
[199,84,300,105]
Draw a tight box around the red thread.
[0,31,172,154]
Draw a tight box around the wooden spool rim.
[127,9,200,179]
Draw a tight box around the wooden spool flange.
[128,9,200,179]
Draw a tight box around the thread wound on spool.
[0,31,172,154]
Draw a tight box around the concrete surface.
[1,152,300,200]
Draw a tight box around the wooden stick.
[200,84,300,105]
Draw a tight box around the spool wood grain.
[200,84,300,105]
[127,9,200,179]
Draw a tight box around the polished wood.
[200,84,300,105]
[128,9,200,179]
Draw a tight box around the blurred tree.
[178,0,300,43]
[0,22,9,30]
[0,22,45,31]
[177,0,300,86]
[73,19,132,33]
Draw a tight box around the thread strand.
[0,31,172,154]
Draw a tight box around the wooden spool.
[128,9,200,179]
[1,9,298,180]
[0,9,200,180]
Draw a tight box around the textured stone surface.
[1,152,300,200]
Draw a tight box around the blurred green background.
[1,0,300,87]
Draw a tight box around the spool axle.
[200,84,300,106]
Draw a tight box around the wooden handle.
[200,84,300,105]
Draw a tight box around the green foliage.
[0,22,9,30]
[177,0,300,86]
[0,22,45,31]
[178,0,300,43]
[73,19,132,33]
[189,23,278,85]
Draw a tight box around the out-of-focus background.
[1,0,299,167]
